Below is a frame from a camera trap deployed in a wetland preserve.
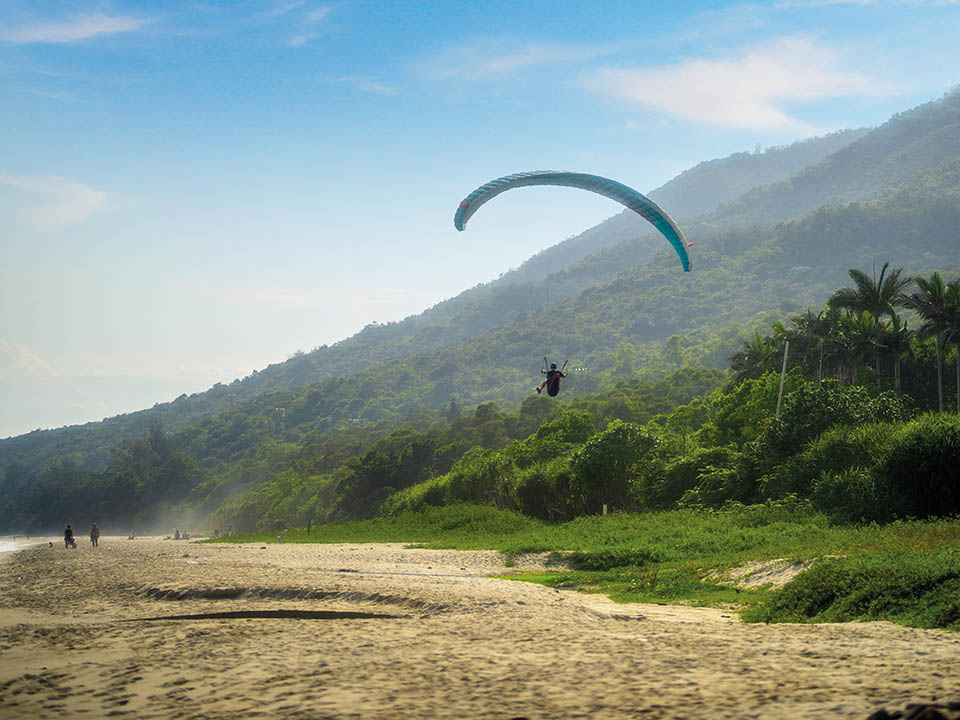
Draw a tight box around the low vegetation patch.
[209,503,960,631]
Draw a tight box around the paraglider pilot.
[537,362,566,396]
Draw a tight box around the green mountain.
[5,87,960,534]
[707,89,960,228]
[0,127,870,474]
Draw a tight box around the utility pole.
[776,341,790,420]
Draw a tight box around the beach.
[1,538,958,719]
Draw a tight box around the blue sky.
[2,0,959,438]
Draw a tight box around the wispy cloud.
[581,36,892,131]
[0,340,60,379]
[306,7,334,23]
[0,174,108,229]
[2,13,150,44]
[416,39,616,81]
[325,75,399,95]
[283,4,335,47]
[287,34,318,47]
[10,86,82,102]
[775,0,876,7]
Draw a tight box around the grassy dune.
[211,503,960,631]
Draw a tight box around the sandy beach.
[0,538,958,719]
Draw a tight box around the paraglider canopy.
[454,171,691,272]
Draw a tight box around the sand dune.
[1,538,957,719]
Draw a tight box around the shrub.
[509,457,576,521]
[761,422,895,500]
[810,467,888,523]
[380,475,449,515]
[637,447,742,509]
[444,447,509,505]
[569,421,658,514]
[743,550,960,629]
[567,547,664,570]
[756,380,911,464]
[877,413,960,519]
[696,465,746,507]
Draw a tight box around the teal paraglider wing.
[454,171,691,272]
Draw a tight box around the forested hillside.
[4,89,960,535]
[708,89,960,228]
[0,128,869,470]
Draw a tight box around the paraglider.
[537,358,568,397]
[454,171,691,272]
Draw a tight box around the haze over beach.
[3,0,959,438]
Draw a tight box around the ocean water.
[0,538,43,554]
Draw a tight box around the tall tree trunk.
[818,340,823,384]
[875,329,881,388]
[937,335,944,412]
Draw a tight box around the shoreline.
[0,536,60,561]
[1,538,958,719]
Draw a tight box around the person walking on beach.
[64,525,76,549]
[90,523,100,547]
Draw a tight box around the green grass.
[502,565,768,608]
[206,503,960,630]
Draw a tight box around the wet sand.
[0,537,957,719]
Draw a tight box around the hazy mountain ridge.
[6,89,960,531]
[115,176,960,494]
[1,91,956,478]
[0,130,865,470]
[707,89,960,228]
[648,128,870,220]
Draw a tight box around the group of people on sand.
[63,523,99,549]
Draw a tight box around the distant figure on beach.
[64,525,76,549]
[174,529,180,540]
[90,523,100,547]
[214,524,220,538]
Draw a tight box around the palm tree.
[730,331,777,382]
[905,272,951,411]
[877,310,913,396]
[837,311,880,382]
[801,307,844,383]
[828,262,912,377]
[946,279,960,412]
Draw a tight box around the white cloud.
[0,339,60,379]
[0,174,108,229]
[282,5,333,47]
[287,34,317,47]
[325,75,399,95]
[416,39,615,80]
[581,36,892,131]
[775,0,876,7]
[306,7,334,23]
[3,14,150,44]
